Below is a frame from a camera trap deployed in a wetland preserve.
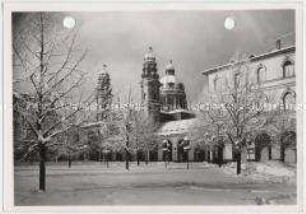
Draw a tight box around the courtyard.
[14,161,296,206]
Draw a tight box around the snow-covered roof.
[162,109,193,114]
[157,118,200,136]
[201,46,295,76]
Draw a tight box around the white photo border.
[3,1,304,213]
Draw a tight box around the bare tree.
[115,105,135,170]
[13,13,95,191]
[54,125,89,168]
[263,106,296,162]
[191,115,226,166]
[196,57,278,174]
[129,110,159,166]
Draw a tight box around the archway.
[177,139,188,162]
[194,147,205,162]
[255,133,271,162]
[281,131,296,163]
[162,140,172,162]
[282,91,296,111]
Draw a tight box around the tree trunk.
[106,156,109,168]
[241,145,248,165]
[68,154,72,168]
[99,150,102,162]
[39,144,46,191]
[145,150,149,165]
[280,144,285,162]
[268,145,272,160]
[218,146,223,167]
[136,150,140,166]
[236,150,241,175]
[125,149,129,170]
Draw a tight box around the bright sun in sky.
[224,17,235,30]
[63,16,76,29]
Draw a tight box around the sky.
[14,10,295,104]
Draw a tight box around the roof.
[161,109,193,115]
[157,118,200,136]
[201,46,295,76]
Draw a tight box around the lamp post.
[183,136,191,170]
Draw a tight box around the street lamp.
[183,136,191,170]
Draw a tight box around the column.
[172,143,178,162]
[223,143,233,161]
[189,144,195,161]
[209,150,213,162]
[158,146,163,161]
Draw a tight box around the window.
[283,60,294,77]
[283,92,296,111]
[257,66,266,84]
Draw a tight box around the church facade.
[140,47,197,162]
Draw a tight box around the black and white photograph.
[3,1,304,212]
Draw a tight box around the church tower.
[96,64,112,121]
[140,47,161,123]
[160,60,188,112]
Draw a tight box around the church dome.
[165,60,175,76]
[144,47,156,61]
[165,60,175,71]
[160,60,187,91]
[160,75,177,85]
[98,64,109,80]
[99,64,108,74]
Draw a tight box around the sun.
[224,17,235,30]
[63,16,76,29]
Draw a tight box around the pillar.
[172,143,178,162]
[188,145,195,161]
[223,143,233,161]
[209,150,213,162]
[158,146,163,161]
[260,147,269,162]
[271,138,281,160]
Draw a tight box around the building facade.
[74,42,297,164]
[140,47,197,162]
[201,42,296,163]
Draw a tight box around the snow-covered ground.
[14,161,296,206]
[221,160,296,184]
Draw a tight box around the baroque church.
[140,39,297,164]
[140,47,191,122]
[140,47,198,162]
